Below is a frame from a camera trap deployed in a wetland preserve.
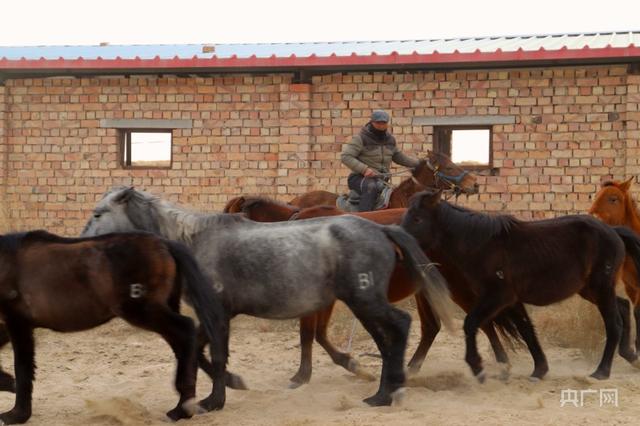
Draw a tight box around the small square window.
[434,126,492,169]
[121,130,172,168]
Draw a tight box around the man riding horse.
[341,110,420,211]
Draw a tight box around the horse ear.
[113,186,135,204]
[620,177,634,192]
[418,189,442,208]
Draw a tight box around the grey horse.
[82,186,455,409]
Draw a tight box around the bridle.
[424,159,470,196]
[374,159,470,200]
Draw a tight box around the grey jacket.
[341,124,419,174]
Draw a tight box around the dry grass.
[530,295,607,361]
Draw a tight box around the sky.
[1,0,639,46]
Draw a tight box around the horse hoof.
[348,359,375,381]
[363,393,392,407]
[498,363,511,382]
[391,387,406,406]
[166,405,192,422]
[528,376,541,383]
[181,398,198,417]
[632,359,640,370]
[589,371,610,380]
[475,369,486,384]
[227,373,249,390]
[0,408,31,425]
[198,395,225,412]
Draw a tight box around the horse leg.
[615,297,638,363]
[122,303,199,420]
[289,314,317,387]
[407,293,440,375]
[349,301,411,407]
[314,304,372,380]
[463,293,511,383]
[198,315,230,413]
[0,319,35,425]
[505,303,549,380]
[621,270,640,354]
[580,287,622,380]
[0,324,16,393]
[483,323,511,380]
[194,326,247,390]
[635,305,640,354]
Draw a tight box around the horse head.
[589,177,635,226]
[401,189,443,249]
[81,186,161,236]
[223,196,246,213]
[417,150,480,195]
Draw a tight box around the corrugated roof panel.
[1,32,639,60]
[0,44,213,60]
[1,31,639,73]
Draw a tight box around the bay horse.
[402,189,640,382]
[589,177,640,351]
[81,187,455,407]
[289,150,479,209]
[224,196,517,386]
[0,230,228,424]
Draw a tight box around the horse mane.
[436,201,520,247]
[242,196,298,213]
[107,186,235,243]
[0,232,29,253]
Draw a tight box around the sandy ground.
[1,300,639,426]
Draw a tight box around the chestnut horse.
[224,196,517,386]
[289,150,479,209]
[590,177,640,351]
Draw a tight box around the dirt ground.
[1,299,639,426]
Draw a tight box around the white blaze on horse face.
[358,271,374,290]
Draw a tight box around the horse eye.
[93,212,102,218]
[413,216,423,224]
[608,197,618,204]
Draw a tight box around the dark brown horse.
[224,196,516,386]
[289,151,479,209]
[402,189,640,382]
[0,230,228,424]
[589,177,640,351]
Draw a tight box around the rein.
[380,160,468,198]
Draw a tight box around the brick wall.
[0,84,6,196]
[0,64,635,235]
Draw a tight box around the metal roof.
[1,31,639,77]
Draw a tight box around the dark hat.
[370,110,390,122]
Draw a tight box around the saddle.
[336,186,393,212]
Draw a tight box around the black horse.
[0,230,228,424]
[402,190,640,382]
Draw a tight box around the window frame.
[433,125,493,171]
[119,128,174,169]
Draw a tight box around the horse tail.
[492,310,526,350]
[613,226,640,288]
[165,240,229,371]
[381,225,456,331]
